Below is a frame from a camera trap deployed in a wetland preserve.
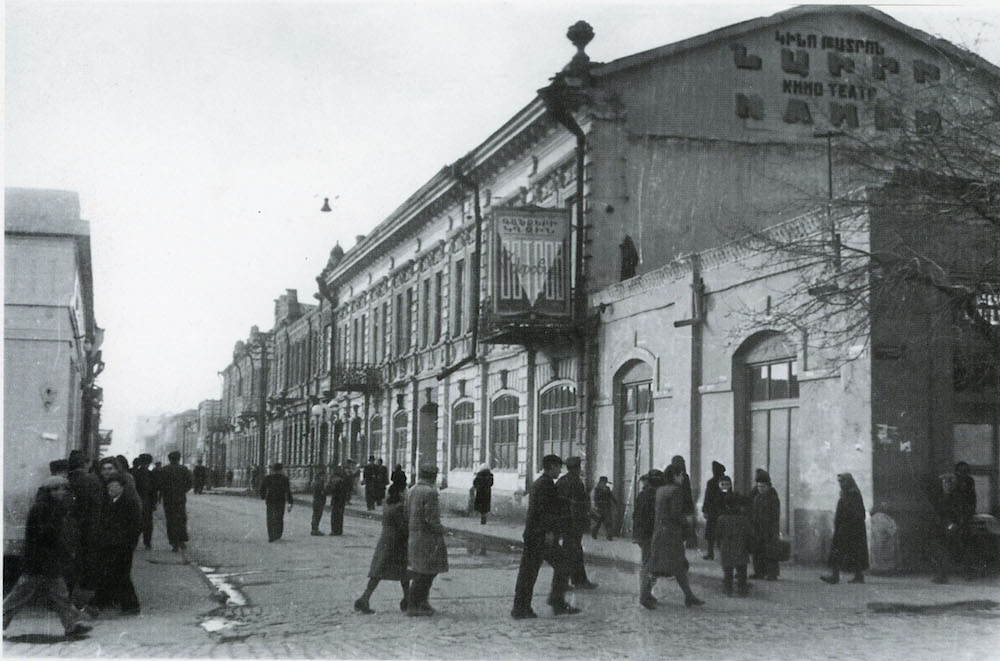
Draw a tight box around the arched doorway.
[734,332,799,536]
[614,360,654,533]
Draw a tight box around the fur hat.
[755,469,771,484]
[418,464,439,479]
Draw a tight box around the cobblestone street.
[6,493,999,659]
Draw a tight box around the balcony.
[478,302,581,347]
[330,362,385,394]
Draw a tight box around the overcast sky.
[5,1,999,458]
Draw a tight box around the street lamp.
[814,130,844,269]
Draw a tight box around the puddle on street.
[200,566,249,606]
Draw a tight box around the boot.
[736,567,749,597]
[849,572,865,584]
[353,597,374,614]
[723,573,734,597]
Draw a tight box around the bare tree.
[726,32,1000,373]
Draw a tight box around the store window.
[539,385,576,465]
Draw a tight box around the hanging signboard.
[491,207,571,318]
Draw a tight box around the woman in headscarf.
[821,472,869,584]
[354,471,410,614]
[649,465,704,607]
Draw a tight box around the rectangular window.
[434,271,443,344]
[454,259,465,335]
[405,287,414,352]
[382,301,390,360]
[359,315,366,365]
[395,293,405,354]
[421,278,431,348]
[352,318,360,364]
[372,307,380,363]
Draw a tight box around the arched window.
[539,385,576,465]
[369,415,383,460]
[620,235,639,281]
[451,402,475,469]
[392,410,408,470]
[490,395,519,470]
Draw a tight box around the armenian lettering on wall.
[491,208,571,317]
[732,27,943,130]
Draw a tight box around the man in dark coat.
[327,464,352,535]
[512,454,578,619]
[159,450,193,552]
[261,463,293,542]
[375,459,389,507]
[363,456,380,511]
[670,455,697,548]
[310,466,328,536]
[632,469,665,609]
[556,456,597,590]
[750,469,781,580]
[131,454,156,549]
[3,476,92,637]
[93,475,142,614]
[193,460,208,494]
[701,461,727,560]
[67,451,103,609]
[932,471,976,583]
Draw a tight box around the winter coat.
[750,484,781,551]
[327,468,352,503]
[158,463,193,504]
[593,484,616,508]
[828,490,869,571]
[649,483,690,577]
[407,482,448,575]
[131,467,156,509]
[556,471,591,534]
[261,473,293,505]
[473,470,493,514]
[368,500,409,580]
[99,494,141,550]
[716,497,752,568]
[631,484,657,545]
[523,474,563,544]
[22,493,72,576]
[678,473,695,515]
[67,468,104,547]
[702,461,727,520]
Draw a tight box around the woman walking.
[471,464,494,555]
[354,473,410,614]
[649,465,704,607]
[821,472,869,584]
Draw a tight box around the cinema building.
[316,5,998,570]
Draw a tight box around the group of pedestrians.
[3,449,194,638]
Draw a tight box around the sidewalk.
[212,486,1000,608]
[2,519,222,657]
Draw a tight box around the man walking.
[512,454,579,619]
[556,456,598,590]
[363,456,379,511]
[193,459,208,494]
[328,464,352,536]
[131,454,157,549]
[406,465,448,616]
[671,455,697,548]
[159,451,193,552]
[3,476,92,638]
[310,466,328,536]
[66,451,102,610]
[261,463,293,542]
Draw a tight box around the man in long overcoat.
[328,464,352,535]
[406,464,447,616]
[556,456,597,589]
[261,463,293,542]
[67,451,103,608]
[750,469,781,580]
[363,456,380,511]
[632,469,665,608]
[159,451,193,552]
[512,454,578,619]
[310,466,329,536]
[131,454,156,549]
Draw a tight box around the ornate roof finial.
[564,20,594,78]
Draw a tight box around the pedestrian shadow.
[4,632,89,644]
[868,599,999,615]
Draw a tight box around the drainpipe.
[541,83,591,481]
[438,160,483,381]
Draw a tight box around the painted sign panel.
[491,208,571,317]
